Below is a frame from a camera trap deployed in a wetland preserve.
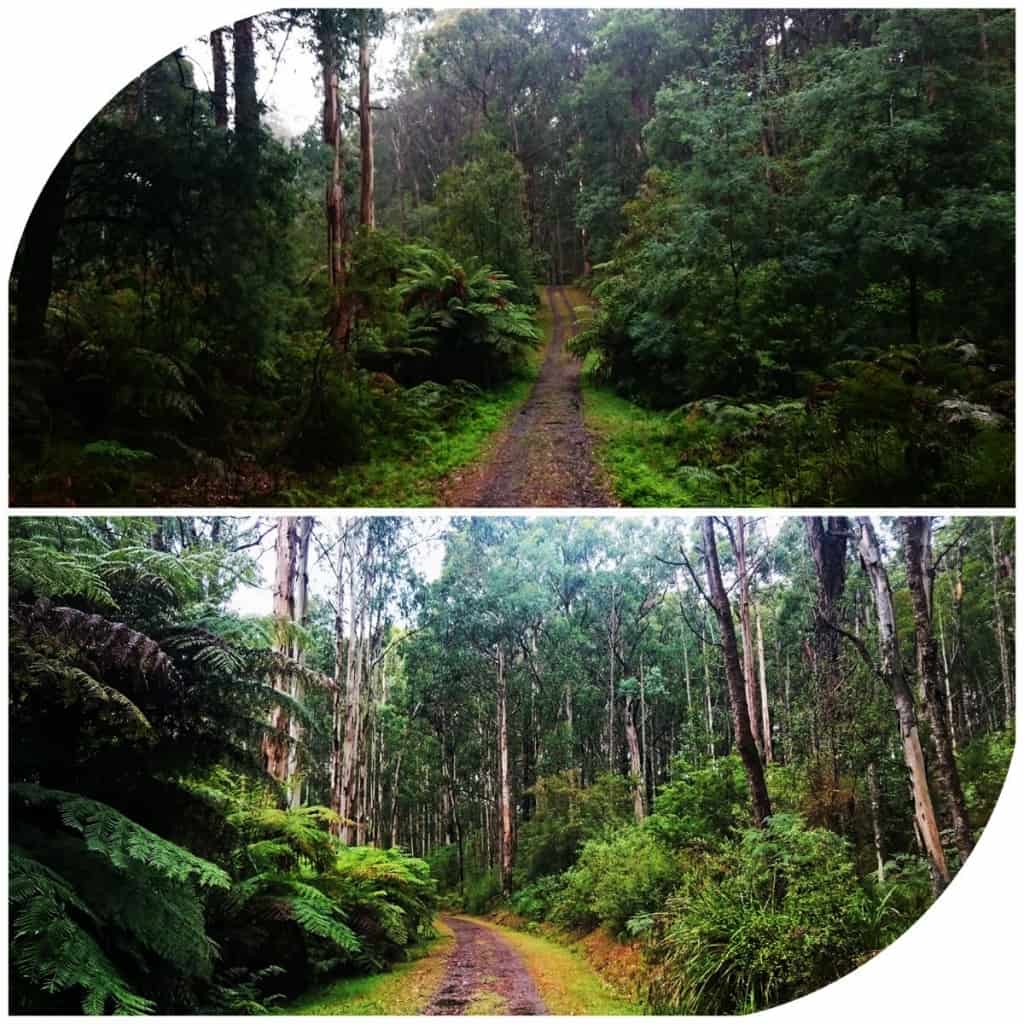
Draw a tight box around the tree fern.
[14,785,230,889]
[11,847,156,1015]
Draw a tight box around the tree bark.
[497,646,513,896]
[990,520,1014,728]
[210,28,229,128]
[624,690,645,822]
[732,518,765,760]
[804,516,850,784]
[856,516,950,890]
[902,517,974,865]
[702,518,772,825]
[263,517,313,802]
[318,24,352,354]
[232,18,259,140]
[358,14,376,229]
[755,605,773,763]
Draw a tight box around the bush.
[463,870,502,915]
[553,827,679,936]
[646,756,749,849]
[957,727,1015,829]
[516,771,634,881]
[648,813,874,1014]
[509,875,566,922]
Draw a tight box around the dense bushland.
[8,515,1016,1015]
[10,8,1013,505]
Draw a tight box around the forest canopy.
[8,8,1014,506]
[8,513,1016,1014]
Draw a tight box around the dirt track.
[439,286,615,507]
[423,916,548,1015]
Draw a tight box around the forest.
[9,513,1016,1014]
[9,7,1015,507]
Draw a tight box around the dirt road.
[422,916,548,1015]
[439,286,615,507]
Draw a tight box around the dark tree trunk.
[232,18,258,140]
[210,28,229,129]
[804,516,850,785]
[702,518,772,826]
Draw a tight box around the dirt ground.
[439,286,615,507]
[422,915,549,1016]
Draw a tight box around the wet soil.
[439,286,615,507]
[422,916,548,1016]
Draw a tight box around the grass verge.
[287,919,454,1015]
[580,373,717,507]
[463,916,643,1015]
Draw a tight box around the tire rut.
[439,286,615,507]
[423,916,548,1016]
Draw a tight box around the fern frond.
[13,785,230,889]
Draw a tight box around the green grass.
[581,370,723,507]
[287,921,455,1015]
[295,376,536,506]
[464,916,643,1015]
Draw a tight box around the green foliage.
[516,771,634,880]
[428,133,537,304]
[957,728,1016,829]
[646,756,749,848]
[509,874,566,922]
[554,827,679,935]
[647,814,876,1014]
[463,870,503,915]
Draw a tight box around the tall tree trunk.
[497,647,513,896]
[804,516,849,786]
[867,760,886,880]
[702,615,715,758]
[902,518,974,865]
[733,518,765,760]
[263,517,313,800]
[990,520,1014,728]
[607,584,617,770]
[624,694,645,822]
[358,14,376,229]
[232,18,258,140]
[318,21,352,354]
[210,28,229,128]
[856,517,950,891]
[13,143,77,350]
[755,605,773,763]
[702,518,772,825]
[391,120,407,240]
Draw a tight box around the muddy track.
[439,286,615,507]
[422,916,548,1016]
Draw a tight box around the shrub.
[509,874,566,922]
[646,756,749,849]
[516,771,634,881]
[554,827,679,936]
[648,813,874,1014]
[957,727,1015,829]
[463,870,502,915]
